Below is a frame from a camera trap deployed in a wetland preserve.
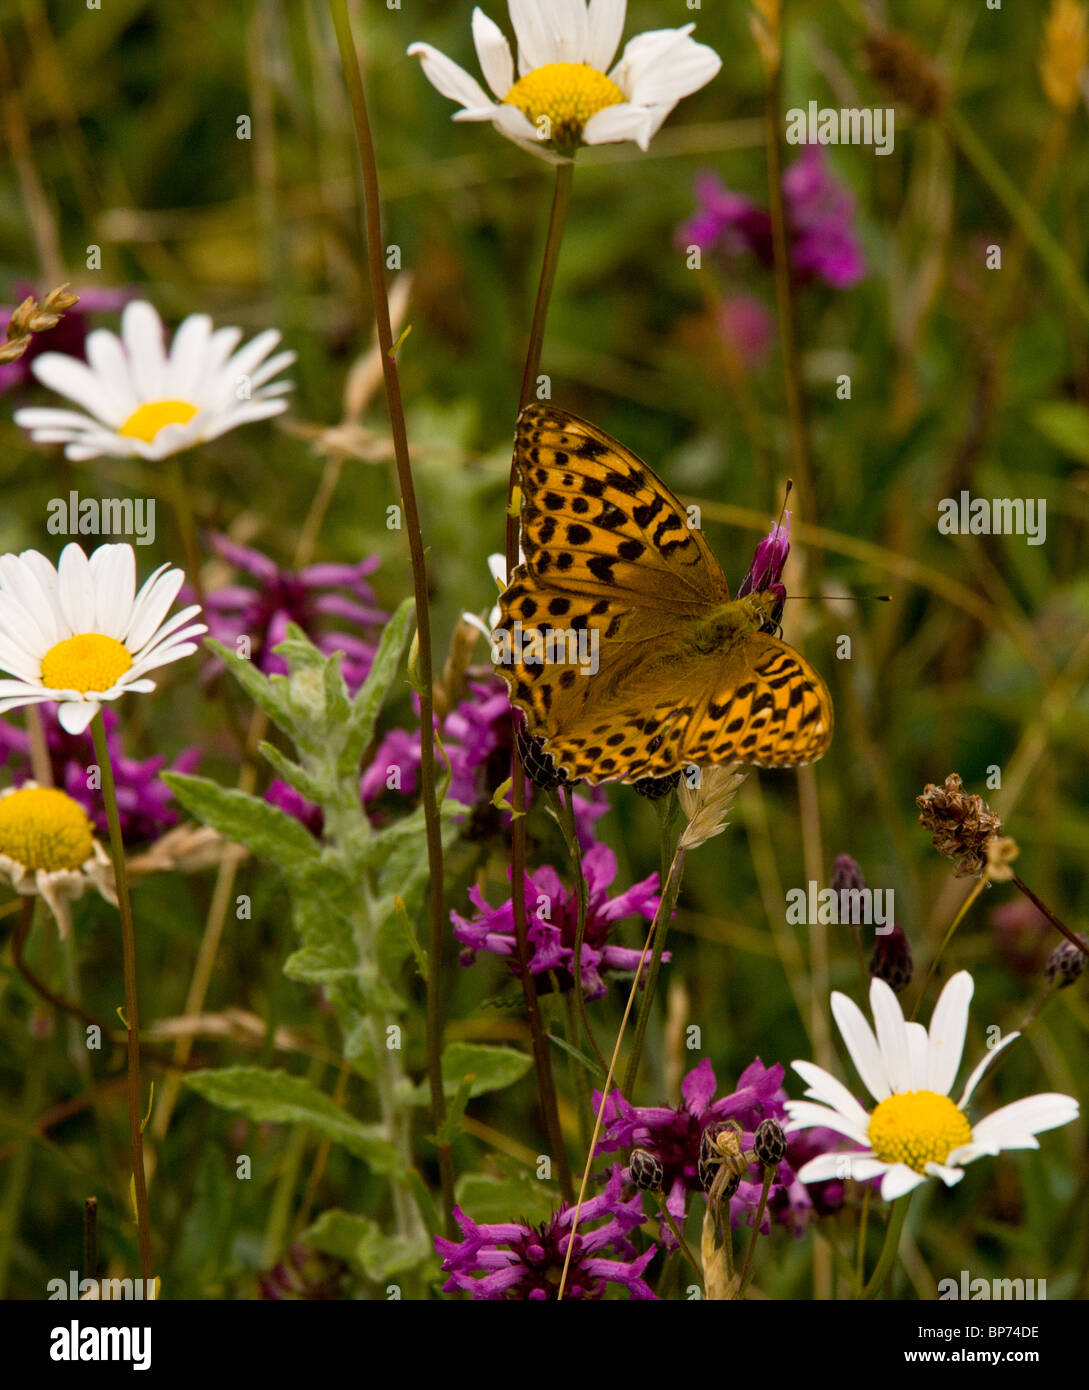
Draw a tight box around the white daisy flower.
[784,971,1079,1201]
[14,300,295,461]
[0,782,116,929]
[408,1,722,159]
[0,542,206,735]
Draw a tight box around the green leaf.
[302,1210,432,1281]
[162,773,322,874]
[432,1073,473,1146]
[270,621,327,669]
[183,1067,402,1173]
[205,638,291,729]
[545,1031,607,1082]
[1033,401,1089,462]
[441,1042,532,1098]
[342,598,415,773]
[375,896,429,984]
[454,1172,556,1225]
[257,741,325,804]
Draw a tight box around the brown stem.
[1010,872,1089,959]
[329,0,454,1232]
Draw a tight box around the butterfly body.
[493,406,833,785]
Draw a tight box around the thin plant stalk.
[858,1193,910,1299]
[737,1167,775,1293]
[503,160,576,1200]
[549,787,605,1071]
[910,877,986,1021]
[622,802,681,1099]
[1010,871,1089,960]
[329,0,453,1230]
[169,455,205,608]
[654,1195,701,1279]
[90,710,153,1284]
[559,843,689,1299]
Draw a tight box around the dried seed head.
[869,924,914,994]
[718,1171,741,1202]
[0,284,80,365]
[629,1147,664,1192]
[753,1118,787,1169]
[864,30,947,118]
[1040,0,1089,112]
[677,764,747,849]
[1045,935,1088,988]
[916,773,1002,877]
[984,835,1019,883]
[831,853,866,893]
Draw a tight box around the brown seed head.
[916,773,1002,877]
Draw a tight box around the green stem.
[622,835,688,1100]
[90,710,153,1284]
[169,454,204,608]
[562,991,592,1152]
[504,162,577,1202]
[550,788,605,1070]
[858,1193,910,1299]
[738,1168,774,1294]
[329,0,454,1231]
[855,1182,871,1292]
[655,1195,701,1278]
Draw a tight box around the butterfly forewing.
[515,405,729,612]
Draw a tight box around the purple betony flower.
[452,841,662,999]
[0,703,197,844]
[593,1057,811,1237]
[202,534,387,695]
[434,1165,657,1300]
[678,145,866,290]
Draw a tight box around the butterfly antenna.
[784,593,892,602]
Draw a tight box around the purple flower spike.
[593,1058,812,1240]
[202,535,387,695]
[451,842,662,999]
[737,510,791,621]
[434,1166,658,1300]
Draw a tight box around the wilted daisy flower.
[785,972,1079,1201]
[0,782,114,926]
[408,1,721,159]
[435,1165,656,1299]
[14,299,294,461]
[0,542,205,735]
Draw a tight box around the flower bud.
[869,924,913,994]
[1045,935,1088,989]
[629,1147,664,1192]
[831,853,865,893]
[753,1118,786,1168]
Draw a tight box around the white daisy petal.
[247,349,296,392]
[508,0,559,71]
[58,700,100,735]
[924,1162,965,1187]
[957,1030,1019,1109]
[120,301,168,400]
[471,7,514,98]
[792,1059,872,1134]
[582,103,656,149]
[548,0,591,63]
[83,328,138,412]
[831,989,891,1102]
[968,1093,1080,1152]
[199,400,288,441]
[587,0,626,71]
[165,313,214,399]
[90,545,136,638]
[879,1163,928,1201]
[905,1021,930,1091]
[126,567,184,649]
[407,41,496,111]
[926,970,974,1096]
[485,102,542,147]
[783,1099,870,1146]
[870,976,912,1094]
[28,353,129,429]
[57,544,96,634]
[797,1152,888,1184]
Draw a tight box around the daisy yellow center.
[868,1091,972,1174]
[0,787,93,872]
[41,634,132,694]
[117,399,199,443]
[503,62,625,147]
